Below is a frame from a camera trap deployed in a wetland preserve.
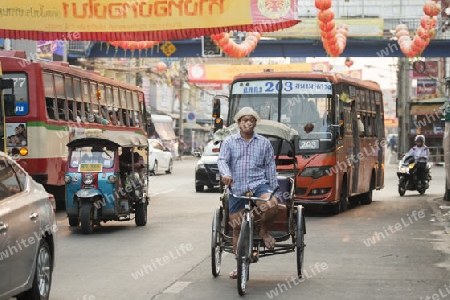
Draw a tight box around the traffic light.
[213,118,223,132]
[212,98,221,118]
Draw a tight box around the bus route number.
[299,140,319,150]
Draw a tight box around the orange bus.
[0,51,149,200]
[215,70,385,214]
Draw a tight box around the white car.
[148,139,173,175]
[0,152,57,300]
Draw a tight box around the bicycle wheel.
[237,217,251,296]
[296,205,305,279]
[211,206,223,277]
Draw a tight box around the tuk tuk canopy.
[67,128,148,148]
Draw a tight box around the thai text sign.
[417,79,437,95]
[0,0,298,41]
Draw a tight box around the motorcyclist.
[405,135,429,188]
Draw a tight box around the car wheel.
[16,239,53,300]
[152,161,158,175]
[68,217,79,227]
[165,159,173,174]
[196,185,204,192]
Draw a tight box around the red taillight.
[48,193,56,212]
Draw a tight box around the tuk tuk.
[65,128,149,234]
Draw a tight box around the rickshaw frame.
[210,120,306,295]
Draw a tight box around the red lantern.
[319,20,335,32]
[344,58,353,68]
[318,9,335,23]
[155,62,167,72]
[416,27,430,40]
[423,1,440,17]
[315,0,332,11]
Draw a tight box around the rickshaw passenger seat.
[276,176,291,203]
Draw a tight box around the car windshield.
[203,142,220,156]
[70,146,115,168]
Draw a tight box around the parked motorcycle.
[397,155,432,196]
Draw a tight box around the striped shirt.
[217,131,278,196]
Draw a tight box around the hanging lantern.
[315,0,332,10]
[344,58,353,68]
[155,61,167,72]
[423,1,440,17]
[318,9,335,23]
[416,27,430,40]
[109,41,160,50]
[319,20,336,32]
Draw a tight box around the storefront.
[150,114,178,157]
[409,99,446,163]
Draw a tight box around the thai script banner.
[0,0,299,41]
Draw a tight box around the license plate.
[216,173,220,180]
[299,140,319,150]
[78,163,103,172]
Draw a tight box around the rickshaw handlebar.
[225,185,280,202]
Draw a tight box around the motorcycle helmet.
[415,135,425,143]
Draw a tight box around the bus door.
[375,103,384,188]
[351,103,361,194]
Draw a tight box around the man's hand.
[221,175,233,187]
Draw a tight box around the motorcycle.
[397,155,432,196]
[65,128,149,234]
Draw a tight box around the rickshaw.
[210,120,306,295]
[65,128,149,234]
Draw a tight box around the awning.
[410,103,444,115]
[154,122,177,140]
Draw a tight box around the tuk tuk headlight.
[83,174,94,185]
[64,175,72,184]
[108,175,117,183]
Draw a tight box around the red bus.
[214,70,385,214]
[0,51,149,199]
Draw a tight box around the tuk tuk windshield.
[70,146,115,168]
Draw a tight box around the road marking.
[150,189,175,197]
[163,281,191,293]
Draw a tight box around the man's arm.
[217,139,233,186]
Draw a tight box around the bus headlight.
[83,174,94,185]
[300,166,333,179]
[64,175,72,184]
[108,175,117,183]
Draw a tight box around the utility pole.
[397,57,411,159]
[444,77,450,200]
[178,58,187,159]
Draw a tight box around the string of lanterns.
[315,0,348,57]
[210,32,261,58]
[395,0,440,57]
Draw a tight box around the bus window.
[366,90,371,112]
[132,92,140,127]
[44,72,57,120]
[120,89,127,126]
[55,74,67,120]
[65,76,76,121]
[98,84,106,106]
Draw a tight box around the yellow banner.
[263,18,384,38]
[189,63,313,83]
[0,0,247,32]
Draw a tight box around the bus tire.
[339,181,348,212]
[360,175,374,205]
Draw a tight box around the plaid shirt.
[217,131,278,196]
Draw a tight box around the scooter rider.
[405,135,429,188]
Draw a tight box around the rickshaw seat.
[276,176,291,203]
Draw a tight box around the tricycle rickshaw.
[210,120,306,295]
[65,128,149,234]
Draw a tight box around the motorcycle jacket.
[405,145,429,163]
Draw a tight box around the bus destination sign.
[232,80,332,95]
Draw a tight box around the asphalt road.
[48,155,450,300]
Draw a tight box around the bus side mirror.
[213,118,223,133]
[212,98,221,118]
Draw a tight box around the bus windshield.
[3,72,28,116]
[230,79,333,140]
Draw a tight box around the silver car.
[0,152,57,300]
[148,139,173,175]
